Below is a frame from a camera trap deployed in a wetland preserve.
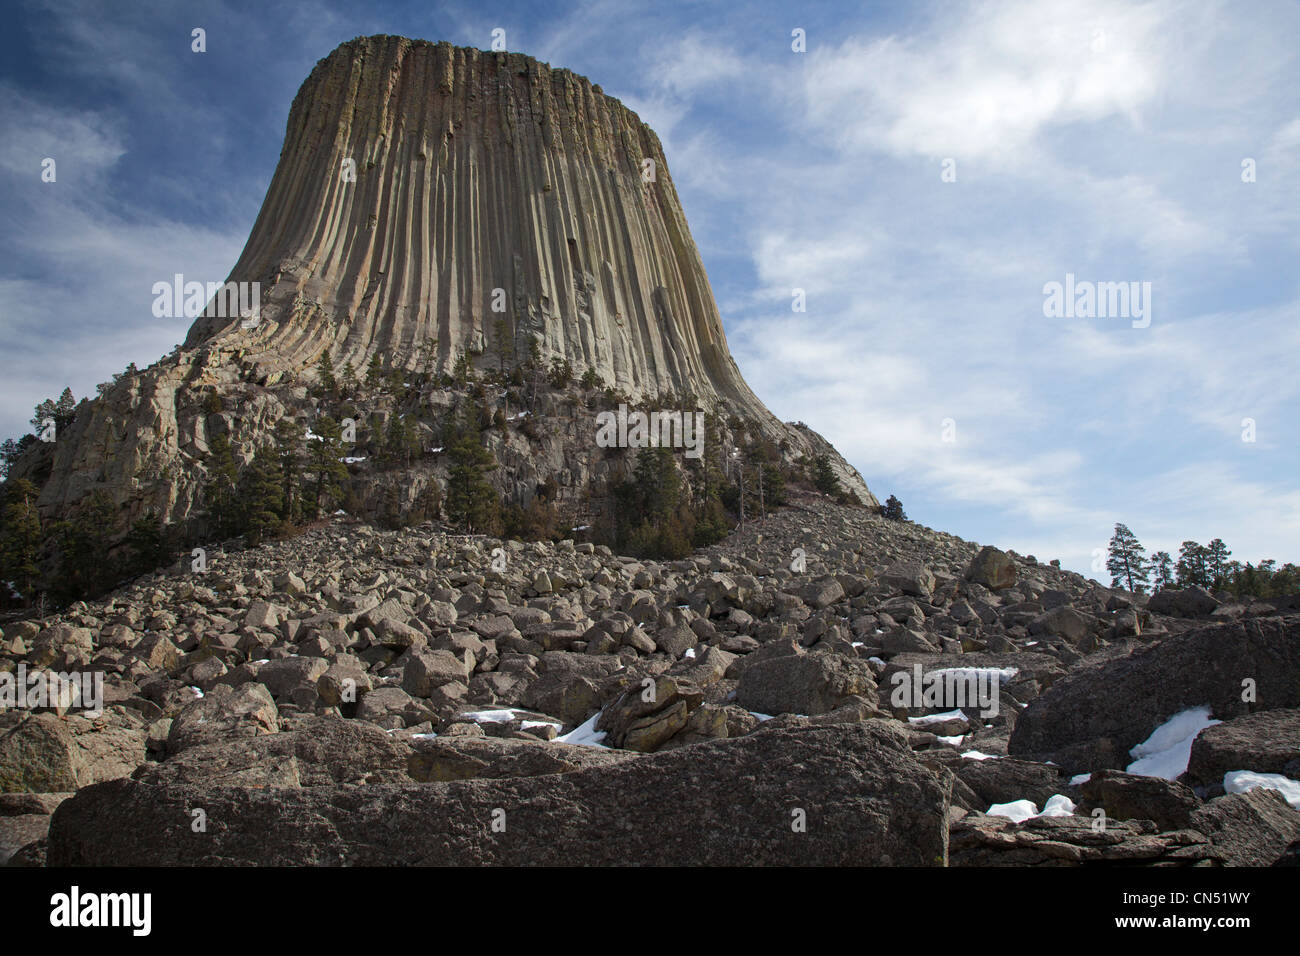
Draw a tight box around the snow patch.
[1126,705,1221,780]
[1224,770,1300,809]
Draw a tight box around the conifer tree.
[204,433,241,538]
[366,354,385,390]
[125,510,167,577]
[1205,538,1232,589]
[1150,550,1174,590]
[340,361,359,399]
[53,388,77,431]
[1106,523,1150,593]
[53,490,116,600]
[883,494,907,521]
[315,352,338,398]
[0,479,42,601]
[1176,541,1210,588]
[444,434,500,533]
[239,453,284,545]
[306,417,348,517]
[275,419,305,525]
[811,455,842,497]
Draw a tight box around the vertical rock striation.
[187,36,766,419]
[23,35,875,528]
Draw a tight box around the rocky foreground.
[3,494,1298,866]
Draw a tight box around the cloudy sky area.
[1,0,1297,576]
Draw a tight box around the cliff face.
[23,36,875,528]
[186,36,762,416]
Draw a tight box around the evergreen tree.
[493,317,513,372]
[1176,540,1210,588]
[275,419,305,525]
[761,461,787,508]
[53,490,116,600]
[366,354,385,390]
[811,455,842,497]
[203,432,241,538]
[239,453,283,545]
[454,350,474,385]
[30,397,58,435]
[54,388,77,431]
[444,434,500,533]
[0,436,36,479]
[1150,550,1174,590]
[306,417,348,517]
[383,414,421,469]
[125,510,167,577]
[340,361,359,399]
[315,352,338,398]
[1106,523,1150,593]
[0,479,42,601]
[1205,538,1232,589]
[883,494,907,521]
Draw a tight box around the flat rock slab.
[48,724,951,866]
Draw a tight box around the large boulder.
[1077,770,1201,831]
[880,561,935,600]
[140,718,411,789]
[47,724,952,866]
[1146,587,1219,618]
[1186,709,1300,789]
[965,546,1017,591]
[1009,615,1300,773]
[735,650,877,717]
[0,712,145,792]
[166,683,279,754]
[1189,787,1300,866]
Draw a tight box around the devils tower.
[18,35,873,539]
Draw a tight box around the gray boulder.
[1009,615,1300,773]
[47,724,952,866]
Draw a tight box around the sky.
[1,0,1298,577]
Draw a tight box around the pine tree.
[274,419,305,525]
[493,317,513,372]
[125,511,167,577]
[30,397,58,435]
[1106,523,1150,593]
[340,361,359,399]
[306,417,348,517]
[203,432,242,538]
[53,490,116,600]
[315,352,338,398]
[1205,538,1232,589]
[1176,541,1210,589]
[366,354,385,390]
[0,479,43,601]
[454,350,474,386]
[444,434,500,533]
[239,453,284,545]
[54,388,77,431]
[811,455,842,497]
[383,414,420,469]
[1150,550,1174,590]
[883,494,907,521]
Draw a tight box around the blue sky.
[1,0,1298,576]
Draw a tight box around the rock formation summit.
[27,35,873,526]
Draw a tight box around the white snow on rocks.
[908,709,965,726]
[987,794,1076,822]
[1224,770,1300,809]
[555,712,607,747]
[1126,705,1221,779]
